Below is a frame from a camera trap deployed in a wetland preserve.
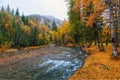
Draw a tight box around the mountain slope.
[28,14,62,28]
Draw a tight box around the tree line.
[0,5,50,48]
[64,0,120,58]
[0,5,73,48]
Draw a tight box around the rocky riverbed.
[0,46,88,80]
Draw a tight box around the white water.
[34,48,88,80]
[39,59,73,73]
[0,47,88,80]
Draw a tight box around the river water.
[0,47,88,80]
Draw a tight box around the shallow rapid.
[33,48,88,80]
[0,47,88,80]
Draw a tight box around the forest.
[0,0,120,80]
[0,0,120,57]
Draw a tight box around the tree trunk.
[106,38,109,46]
[94,39,97,46]
[117,0,120,47]
[109,2,118,58]
[93,23,104,51]
[114,0,119,47]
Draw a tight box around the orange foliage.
[86,13,98,27]
[73,0,106,27]
[86,0,105,27]
[73,0,80,12]
[29,20,34,26]
[82,0,92,7]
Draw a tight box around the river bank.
[69,45,120,80]
[0,45,88,80]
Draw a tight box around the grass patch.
[69,45,120,80]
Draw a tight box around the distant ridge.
[28,14,63,28]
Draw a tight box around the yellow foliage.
[51,31,56,40]
[50,21,72,43]
[61,21,71,35]
[38,25,49,41]
[102,26,110,34]
[38,34,42,39]
[102,26,111,42]
[38,25,48,33]
[21,25,31,34]
[4,20,12,30]
[29,20,35,26]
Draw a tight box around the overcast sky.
[0,0,68,20]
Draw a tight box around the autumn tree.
[104,0,118,58]
[114,0,120,46]
[0,6,50,48]
[0,9,15,48]
[51,20,58,44]
[102,26,111,45]
[68,0,105,50]
[60,21,72,44]
[67,0,83,46]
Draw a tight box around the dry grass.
[69,45,120,80]
[0,46,74,67]
[0,45,47,53]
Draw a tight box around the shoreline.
[0,45,71,67]
[0,45,83,80]
[69,45,120,80]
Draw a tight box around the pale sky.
[0,0,68,20]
